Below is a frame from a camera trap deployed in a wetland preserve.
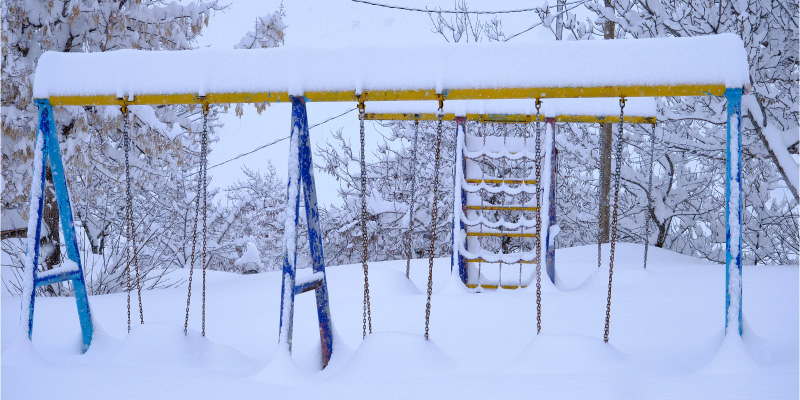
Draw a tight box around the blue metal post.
[725,88,743,336]
[294,97,334,368]
[451,117,467,284]
[22,100,94,352]
[545,119,557,283]
[278,99,304,353]
[278,97,334,368]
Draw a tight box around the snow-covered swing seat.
[25,33,749,368]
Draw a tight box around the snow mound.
[504,334,627,374]
[1,332,47,368]
[327,266,421,297]
[109,324,256,374]
[701,335,760,374]
[337,331,455,378]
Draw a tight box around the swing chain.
[643,123,656,269]
[358,97,372,338]
[534,99,542,335]
[405,119,420,279]
[425,97,444,341]
[122,105,132,333]
[184,104,210,336]
[122,104,144,334]
[201,103,209,337]
[604,97,625,343]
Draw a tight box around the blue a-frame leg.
[725,88,743,337]
[278,97,334,368]
[452,117,467,283]
[21,99,93,352]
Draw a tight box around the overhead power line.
[206,107,357,171]
[351,0,544,14]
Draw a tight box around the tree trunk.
[598,1,615,244]
[41,162,61,296]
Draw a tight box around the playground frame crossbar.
[43,84,724,107]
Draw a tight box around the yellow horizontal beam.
[466,284,528,290]
[465,179,537,185]
[466,232,537,238]
[466,259,537,264]
[41,84,726,107]
[465,205,538,211]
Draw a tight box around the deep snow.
[2,244,797,399]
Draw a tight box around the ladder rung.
[465,179,537,185]
[465,258,537,264]
[465,232,537,238]
[466,284,528,290]
[465,205,538,211]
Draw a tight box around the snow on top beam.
[33,34,749,106]
[363,98,658,124]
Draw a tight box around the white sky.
[197,0,555,206]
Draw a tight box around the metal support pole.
[21,100,94,352]
[725,88,743,337]
[278,96,334,367]
[451,117,467,284]
[545,119,557,283]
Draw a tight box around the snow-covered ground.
[2,244,797,399]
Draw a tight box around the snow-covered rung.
[461,215,538,230]
[465,205,538,212]
[466,232,537,238]
[466,283,528,290]
[34,260,82,288]
[459,244,537,263]
[33,34,749,105]
[466,258,537,264]
[465,178,537,185]
[294,271,325,295]
[462,180,539,195]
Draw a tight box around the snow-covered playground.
[2,245,798,399]
[2,0,799,399]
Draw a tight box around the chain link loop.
[405,119,420,279]
[123,106,132,333]
[643,123,655,269]
[604,98,625,343]
[201,105,209,337]
[424,98,444,341]
[184,105,209,336]
[122,105,144,334]
[358,99,373,338]
[534,100,542,335]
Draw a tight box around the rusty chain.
[424,96,444,341]
[534,100,542,335]
[122,105,144,334]
[405,119,420,279]
[604,98,625,343]
[201,104,209,337]
[184,105,209,336]
[122,106,132,333]
[358,98,372,338]
[643,123,655,269]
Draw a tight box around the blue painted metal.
[278,97,334,368]
[724,88,743,336]
[24,100,94,352]
[545,119,557,283]
[35,270,82,288]
[293,277,323,295]
[451,117,467,284]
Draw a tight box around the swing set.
[23,34,749,368]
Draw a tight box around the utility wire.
[204,107,357,172]
[352,0,543,14]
